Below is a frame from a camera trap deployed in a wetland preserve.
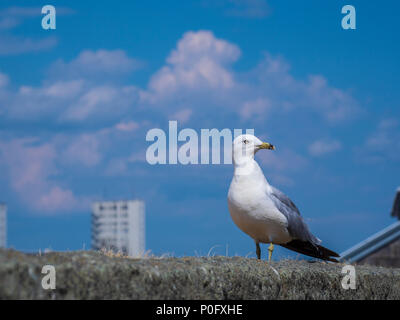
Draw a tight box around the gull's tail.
[280,239,340,263]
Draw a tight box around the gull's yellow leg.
[268,243,274,261]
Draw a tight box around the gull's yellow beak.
[259,142,275,150]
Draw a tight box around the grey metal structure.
[391,188,400,220]
[339,221,400,263]
[339,188,400,266]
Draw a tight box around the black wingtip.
[318,244,340,258]
[281,240,340,263]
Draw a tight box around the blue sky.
[0,0,400,260]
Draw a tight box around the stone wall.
[1,249,399,299]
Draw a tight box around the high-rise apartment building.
[91,200,145,256]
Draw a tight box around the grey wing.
[269,186,321,245]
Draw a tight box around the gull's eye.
[243,139,249,145]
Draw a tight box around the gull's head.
[232,134,275,165]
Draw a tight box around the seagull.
[227,134,339,262]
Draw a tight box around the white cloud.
[240,98,271,120]
[7,80,84,119]
[0,48,141,123]
[203,0,270,19]
[37,186,84,213]
[17,80,82,97]
[258,148,308,172]
[0,72,9,87]
[104,158,128,176]
[63,86,118,121]
[141,31,359,125]
[0,30,365,215]
[5,78,139,122]
[128,151,147,163]
[0,6,43,18]
[0,35,58,55]
[224,0,270,18]
[0,6,74,30]
[170,109,193,124]
[144,30,240,103]
[115,120,140,132]
[249,55,359,123]
[0,31,359,127]
[167,30,241,66]
[308,139,342,157]
[254,147,308,187]
[0,7,41,31]
[366,118,398,148]
[0,138,86,213]
[358,118,400,163]
[62,134,102,167]
[0,17,19,30]
[0,6,75,55]
[49,49,141,79]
